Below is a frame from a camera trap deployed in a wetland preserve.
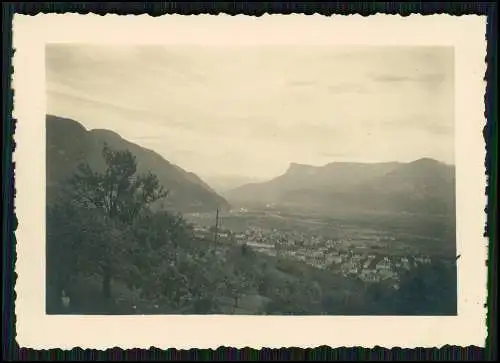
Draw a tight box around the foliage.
[67,143,168,223]
[394,260,457,315]
[55,144,169,300]
[358,259,457,315]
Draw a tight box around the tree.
[46,203,82,312]
[395,259,457,315]
[64,144,168,300]
[359,259,458,315]
[46,201,136,312]
[68,143,168,223]
[361,279,397,314]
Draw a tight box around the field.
[185,205,456,258]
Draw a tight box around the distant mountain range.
[224,158,456,218]
[47,114,456,219]
[46,115,230,213]
[200,174,265,194]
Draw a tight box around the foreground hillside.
[46,114,230,213]
[47,195,456,316]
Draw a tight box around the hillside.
[224,158,455,218]
[201,174,265,193]
[46,114,230,213]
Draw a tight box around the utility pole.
[213,207,220,246]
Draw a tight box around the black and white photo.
[45,44,458,316]
[13,14,487,349]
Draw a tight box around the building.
[376,260,391,271]
[360,270,380,283]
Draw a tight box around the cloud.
[47,90,194,131]
[46,45,455,178]
[288,80,317,87]
[327,83,369,94]
[379,113,454,137]
[370,73,446,84]
[320,151,348,158]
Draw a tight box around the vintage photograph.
[12,13,488,349]
[45,44,458,316]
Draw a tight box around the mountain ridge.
[224,157,455,217]
[286,158,452,172]
[46,114,230,213]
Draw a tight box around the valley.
[185,204,456,290]
[45,114,458,316]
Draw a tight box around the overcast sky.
[46,45,454,180]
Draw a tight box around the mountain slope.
[46,114,230,213]
[224,158,455,217]
[201,175,265,194]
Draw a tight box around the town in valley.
[186,206,453,293]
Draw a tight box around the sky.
[46,45,454,180]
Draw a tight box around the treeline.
[46,145,457,315]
